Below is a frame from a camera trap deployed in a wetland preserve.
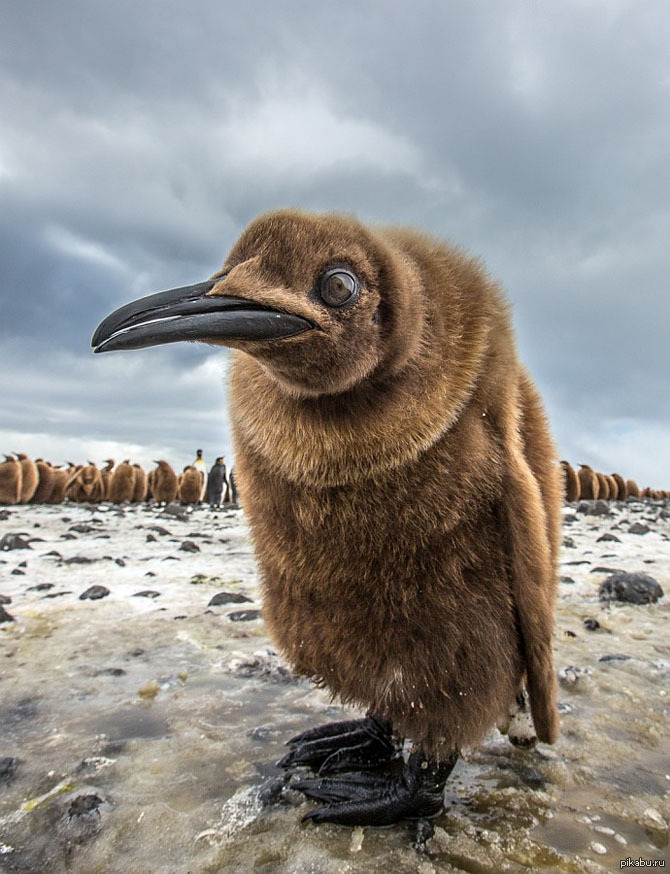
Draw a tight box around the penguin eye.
[318,268,359,307]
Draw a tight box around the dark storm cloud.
[1,0,669,485]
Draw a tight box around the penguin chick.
[610,472,627,501]
[625,479,640,499]
[151,460,178,504]
[595,472,610,501]
[14,453,39,503]
[178,465,202,504]
[560,460,580,502]
[101,459,115,499]
[132,464,148,502]
[92,209,561,826]
[0,455,22,505]
[578,464,599,500]
[31,460,56,503]
[108,460,136,503]
[47,466,69,503]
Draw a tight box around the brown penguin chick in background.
[47,466,69,503]
[605,474,618,501]
[132,464,148,502]
[108,460,136,503]
[93,208,561,826]
[31,460,55,503]
[151,460,178,504]
[577,464,599,500]
[67,462,105,502]
[626,479,640,499]
[178,465,202,504]
[611,473,627,501]
[0,455,22,505]
[595,472,610,500]
[14,453,39,503]
[101,459,115,499]
[560,460,580,502]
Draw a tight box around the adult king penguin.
[92,209,561,826]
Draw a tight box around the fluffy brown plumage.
[15,453,39,503]
[596,472,610,500]
[577,464,599,500]
[31,460,55,503]
[132,464,148,502]
[178,465,202,504]
[108,460,136,503]
[0,455,22,505]
[560,460,580,502]
[626,479,640,499]
[93,209,561,769]
[611,472,627,501]
[151,460,178,504]
[101,459,115,499]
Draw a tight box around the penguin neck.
[230,299,493,488]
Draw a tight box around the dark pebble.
[60,533,78,540]
[0,756,18,783]
[133,590,161,598]
[129,648,145,657]
[583,618,600,631]
[115,558,126,567]
[563,513,578,523]
[11,568,25,575]
[597,533,621,543]
[147,526,172,536]
[564,630,577,638]
[0,533,32,551]
[42,591,72,599]
[69,524,95,534]
[179,540,200,553]
[562,537,576,549]
[173,614,187,620]
[0,594,11,604]
[564,560,590,565]
[161,556,179,561]
[44,550,62,557]
[598,653,631,662]
[94,667,126,676]
[146,534,157,542]
[208,592,254,607]
[64,556,96,565]
[228,609,262,622]
[560,576,575,585]
[590,566,625,574]
[599,572,664,605]
[79,585,110,601]
[628,523,650,535]
[145,571,156,577]
[27,583,55,592]
[0,605,15,623]
[577,500,611,516]
[0,509,11,520]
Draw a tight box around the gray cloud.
[1,0,669,486]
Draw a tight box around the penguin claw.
[296,758,451,826]
[278,716,398,773]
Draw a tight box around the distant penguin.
[108,459,136,503]
[578,464,599,500]
[595,472,610,500]
[0,455,22,505]
[641,487,651,498]
[132,464,148,502]
[605,474,618,500]
[47,466,69,503]
[31,459,55,503]
[93,208,562,826]
[178,465,202,503]
[611,473,627,501]
[626,479,640,498]
[560,461,580,502]
[14,453,38,503]
[151,460,178,504]
[101,459,115,498]
[192,449,207,500]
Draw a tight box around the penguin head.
[92,210,424,398]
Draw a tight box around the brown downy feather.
[560,460,580,502]
[31,460,56,503]
[151,460,178,504]
[625,479,640,499]
[101,459,115,499]
[47,467,69,503]
[178,466,202,504]
[15,453,39,503]
[596,472,610,500]
[577,464,599,500]
[108,460,136,503]
[0,455,22,505]
[132,465,148,502]
[611,473,627,501]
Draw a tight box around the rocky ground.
[0,498,668,873]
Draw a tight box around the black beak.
[91,279,314,353]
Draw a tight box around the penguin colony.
[89,208,670,827]
[559,461,662,502]
[0,455,240,504]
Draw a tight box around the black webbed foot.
[295,751,458,826]
[278,715,398,774]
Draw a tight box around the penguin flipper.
[278,715,398,773]
[296,752,457,826]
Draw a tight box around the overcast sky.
[1,0,669,486]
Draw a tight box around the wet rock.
[60,532,77,540]
[0,509,11,520]
[597,532,621,542]
[583,618,600,631]
[162,503,188,521]
[563,513,578,523]
[79,585,110,601]
[0,533,32,551]
[115,558,126,567]
[0,605,15,623]
[146,525,172,536]
[64,555,97,565]
[69,524,95,534]
[628,522,650,535]
[42,591,72,599]
[590,566,625,574]
[179,540,200,553]
[558,665,592,690]
[599,572,664,605]
[146,534,157,542]
[0,756,18,784]
[0,593,10,604]
[11,568,24,575]
[44,550,62,558]
[27,583,54,592]
[564,559,590,565]
[145,571,156,577]
[228,609,262,622]
[61,791,111,844]
[577,500,611,516]
[208,592,254,606]
[562,537,576,548]
[640,807,668,831]
[133,590,161,598]
[223,648,297,684]
[560,576,575,585]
